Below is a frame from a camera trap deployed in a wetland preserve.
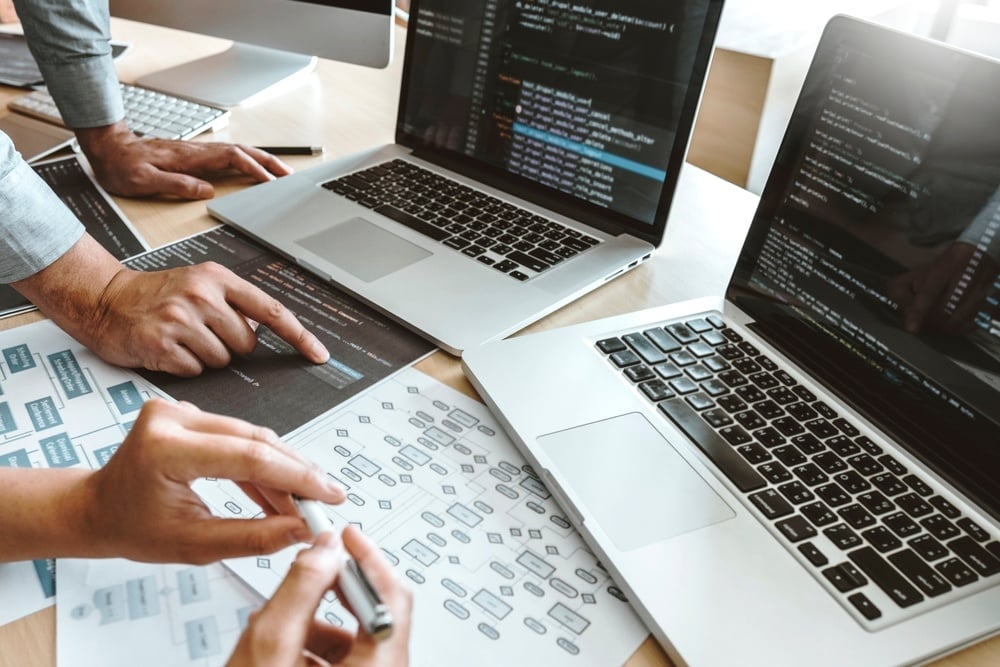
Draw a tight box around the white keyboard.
[8,83,229,140]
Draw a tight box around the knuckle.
[242,441,275,473]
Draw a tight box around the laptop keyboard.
[596,313,1000,628]
[321,159,601,281]
[8,84,229,140]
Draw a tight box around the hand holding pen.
[227,518,412,667]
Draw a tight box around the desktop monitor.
[109,0,395,107]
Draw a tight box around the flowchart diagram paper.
[0,320,165,627]
[57,559,262,667]
[200,367,648,667]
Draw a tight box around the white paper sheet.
[56,559,262,667]
[197,367,648,667]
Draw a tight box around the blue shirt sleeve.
[13,0,124,128]
[0,134,85,283]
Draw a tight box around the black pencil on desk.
[254,146,324,155]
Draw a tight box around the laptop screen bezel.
[728,15,1000,519]
[392,0,725,246]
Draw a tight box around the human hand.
[228,526,412,667]
[81,399,346,563]
[886,241,999,334]
[75,121,292,199]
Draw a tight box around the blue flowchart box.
[127,575,161,620]
[32,558,55,598]
[185,616,221,659]
[178,567,210,604]
[3,345,35,373]
[0,402,16,435]
[47,350,92,398]
[94,583,127,625]
[108,381,143,415]
[0,448,30,468]
[40,433,79,468]
[26,397,62,431]
[93,443,121,467]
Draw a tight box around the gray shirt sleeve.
[0,134,85,284]
[13,0,124,128]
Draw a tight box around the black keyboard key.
[624,365,655,383]
[748,371,780,389]
[506,250,550,272]
[444,236,472,250]
[737,442,772,465]
[908,534,949,562]
[717,394,747,414]
[832,418,860,437]
[670,351,697,367]
[816,483,851,507]
[848,592,882,620]
[766,386,798,405]
[749,489,794,520]
[719,425,753,446]
[640,380,674,402]
[848,547,924,608]
[949,536,1000,576]
[798,542,829,567]
[838,504,876,530]
[791,433,824,455]
[778,481,814,505]
[653,362,682,380]
[752,426,784,449]
[375,204,450,241]
[717,343,744,360]
[786,402,819,422]
[703,356,729,373]
[772,417,805,437]
[701,409,733,428]
[757,461,792,484]
[668,377,698,395]
[987,542,1000,560]
[902,474,933,497]
[734,410,766,431]
[719,370,748,388]
[702,330,726,346]
[609,350,640,367]
[854,435,882,455]
[735,386,766,403]
[834,470,871,494]
[493,259,518,273]
[857,491,894,516]
[936,557,979,587]
[685,365,713,382]
[813,401,837,419]
[847,453,883,477]
[928,496,961,520]
[777,515,818,542]
[896,493,933,518]
[622,333,667,365]
[666,322,698,344]
[825,524,863,550]
[757,356,778,371]
[752,399,784,419]
[792,463,828,487]
[686,317,713,333]
[805,418,839,439]
[823,562,867,592]
[791,385,817,402]
[884,512,922,538]
[773,369,796,385]
[700,379,729,397]
[957,517,990,542]
[827,436,860,458]
[706,314,726,329]
[861,526,902,553]
[685,392,715,411]
[657,398,765,492]
[597,338,626,354]
[732,358,762,374]
[889,549,952,597]
[800,501,837,527]
[920,515,961,542]
[773,444,806,467]
[814,451,848,474]
[878,454,908,476]
[689,342,714,358]
[871,473,907,497]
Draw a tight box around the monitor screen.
[730,18,1000,516]
[397,0,720,235]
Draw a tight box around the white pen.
[293,496,394,641]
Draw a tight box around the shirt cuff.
[41,57,125,129]
[0,143,85,283]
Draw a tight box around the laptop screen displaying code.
[398,0,714,225]
[732,18,1000,515]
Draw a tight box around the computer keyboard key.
[376,205,450,241]
[752,426,784,449]
[684,392,715,411]
[823,562,867,592]
[832,418,860,437]
[956,517,990,542]
[749,488,794,520]
[884,512,922,538]
[825,524,863,550]
[777,515,818,542]
[653,362,682,379]
[657,398,765,492]
[666,323,698,344]
[609,350,640,367]
[920,515,961,542]
[834,471,871,494]
[772,444,806,467]
[871,473,907,497]
[935,557,979,587]
[816,483,851,507]
[640,380,673,402]
[798,541,829,567]
[624,365,656,383]
[792,463,829,487]
[878,454,907,477]
[928,496,961,520]
[622,333,667,365]
[846,453,883,477]
[668,377,698,395]
[896,493,933,518]
[706,314,726,329]
[644,328,682,353]
[800,501,837,527]
[861,525,903,553]
[757,462,792,484]
[596,338,626,354]
[717,394,747,414]
[791,433,824,455]
[701,408,733,428]
[947,537,1000,577]
[838,504,876,530]
[848,592,882,620]
[888,549,952,597]
[908,535,949,562]
[777,481,814,505]
[854,435,882,455]
[848,547,924,608]
[856,491,894,516]
[504,251,549,272]
[814,452,848,474]
[737,442,771,465]
[902,474,933,497]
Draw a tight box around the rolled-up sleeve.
[13,0,123,128]
[0,134,84,283]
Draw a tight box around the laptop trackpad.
[538,412,735,551]
[296,217,431,282]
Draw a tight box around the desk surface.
[0,18,997,667]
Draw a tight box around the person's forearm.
[0,468,98,561]
[11,233,125,347]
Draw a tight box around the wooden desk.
[0,18,997,667]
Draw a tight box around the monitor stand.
[135,42,317,108]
